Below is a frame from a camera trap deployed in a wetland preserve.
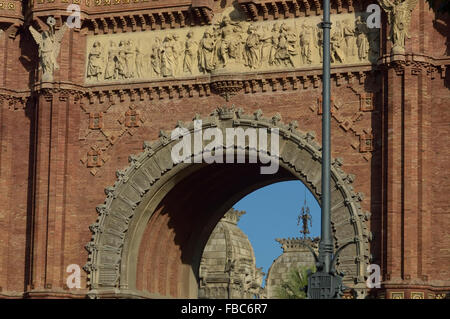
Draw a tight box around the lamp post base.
[307,271,345,299]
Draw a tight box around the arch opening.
[198,179,322,299]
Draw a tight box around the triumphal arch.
[0,0,448,299]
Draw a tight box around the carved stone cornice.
[0,0,24,27]
[32,84,86,103]
[81,65,375,103]
[27,0,372,35]
[378,54,449,78]
[0,90,30,110]
[237,0,359,20]
[81,10,198,35]
[67,3,213,35]
[28,1,215,36]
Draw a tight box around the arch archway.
[84,107,371,298]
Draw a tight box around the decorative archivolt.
[84,106,372,298]
[85,11,380,84]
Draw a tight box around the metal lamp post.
[304,0,348,299]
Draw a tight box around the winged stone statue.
[29,16,69,81]
[379,0,418,54]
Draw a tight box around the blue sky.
[233,180,321,285]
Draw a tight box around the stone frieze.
[85,11,380,85]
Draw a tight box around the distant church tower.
[265,194,319,298]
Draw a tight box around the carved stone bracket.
[211,80,243,101]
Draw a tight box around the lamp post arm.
[330,240,357,274]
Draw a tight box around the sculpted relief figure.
[161,35,177,77]
[275,23,299,67]
[104,41,118,80]
[299,23,317,65]
[355,16,370,61]
[198,29,216,73]
[150,37,162,76]
[269,23,280,66]
[135,44,147,78]
[285,25,300,67]
[117,41,127,79]
[183,31,198,74]
[87,41,103,80]
[379,0,418,54]
[342,19,357,61]
[258,25,272,67]
[215,16,241,67]
[232,23,247,64]
[172,34,184,75]
[317,26,323,60]
[330,22,345,63]
[125,40,136,78]
[245,24,260,69]
[29,17,68,82]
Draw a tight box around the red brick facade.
[0,0,448,298]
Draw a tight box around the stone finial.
[143,141,153,151]
[288,120,298,132]
[222,208,246,224]
[253,109,263,120]
[271,113,282,125]
[159,130,170,144]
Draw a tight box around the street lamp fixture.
[303,0,352,299]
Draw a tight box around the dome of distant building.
[198,208,265,299]
[265,237,319,298]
